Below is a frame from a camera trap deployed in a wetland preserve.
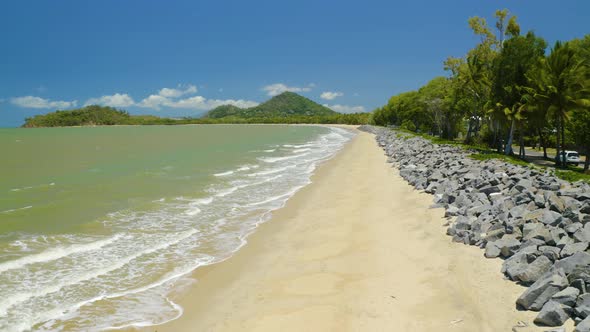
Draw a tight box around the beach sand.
[145,129,574,332]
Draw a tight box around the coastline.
[136,130,572,331]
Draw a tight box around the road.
[519,147,586,169]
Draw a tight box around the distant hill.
[21,105,176,127]
[205,92,337,119]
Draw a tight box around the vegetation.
[205,92,336,118]
[22,93,370,128]
[371,9,590,172]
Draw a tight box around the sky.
[1,0,589,127]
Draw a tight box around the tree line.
[22,105,370,127]
[371,9,590,171]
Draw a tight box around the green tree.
[525,41,588,167]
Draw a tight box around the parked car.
[555,150,581,166]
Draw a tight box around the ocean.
[0,124,354,331]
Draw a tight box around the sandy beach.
[145,129,574,332]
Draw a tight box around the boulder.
[542,210,564,226]
[516,268,568,311]
[514,255,553,284]
[548,193,567,213]
[561,242,589,258]
[576,294,590,319]
[574,223,590,243]
[523,223,551,243]
[533,300,572,326]
[575,316,590,332]
[551,287,580,307]
[553,252,590,275]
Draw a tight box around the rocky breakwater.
[359,125,590,331]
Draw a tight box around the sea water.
[0,124,354,331]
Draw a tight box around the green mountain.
[205,92,337,119]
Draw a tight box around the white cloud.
[323,104,366,113]
[320,91,343,100]
[261,83,314,96]
[11,96,77,109]
[138,95,258,111]
[84,93,135,107]
[158,84,197,98]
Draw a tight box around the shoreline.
[136,130,570,331]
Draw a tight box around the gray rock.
[516,268,568,311]
[551,287,580,307]
[571,279,587,294]
[515,255,553,284]
[574,223,590,243]
[548,194,567,213]
[484,241,502,258]
[561,242,589,258]
[523,223,551,243]
[553,252,590,275]
[542,210,564,226]
[576,294,590,319]
[539,245,562,262]
[534,300,572,326]
[566,222,584,234]
[575,316,590,332]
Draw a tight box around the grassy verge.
[392,128,590,183]
[469,153,531,167]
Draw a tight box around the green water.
[0,124,354,331]
[0,125,326,235]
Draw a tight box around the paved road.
[521,147,586,169]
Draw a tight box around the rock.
[523,223,551,243]
[515,255,553,284]
[542,210,564,226]
[551,287,580,307]
[480,185,501,196]
[516,268,568,311]
[534,300,572,326]
[553,252,590,275]
[574,223,590,243]
[576,294,590,319]
[548,193,567,213]
[540,245,562,262]
[484,241,502,258]
[575,316,590,332]
[485,235,522,258]
[571,279,587,294]
[561,242,589,258]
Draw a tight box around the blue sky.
[1,0,589,127]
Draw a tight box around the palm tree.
[524,41,588,168]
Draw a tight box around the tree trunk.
[538,128,548,159]
[505,119,515,155]
[519,125,525,159]
[555,117,562,166]
[561,114,567,169]
[584,149,589,172]
[465,119,473,143]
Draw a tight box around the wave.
[9,182,55,192]
[0,229,199,317]
[213,170,234,177]
[1,126,357,331]
[1,206,32,214]
[258,152,310,163]
[0,234,123,274]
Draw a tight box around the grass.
[469,153,532,167]
[392,128,590,183]
[555,167,590,183]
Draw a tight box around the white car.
[556,150,581,166]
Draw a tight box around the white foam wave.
[1,206,32,214]
[258,152,310,163]
[213,170,234,177]
[0,235,123,274]
[0,229,199,317]
[214,186,238,197]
